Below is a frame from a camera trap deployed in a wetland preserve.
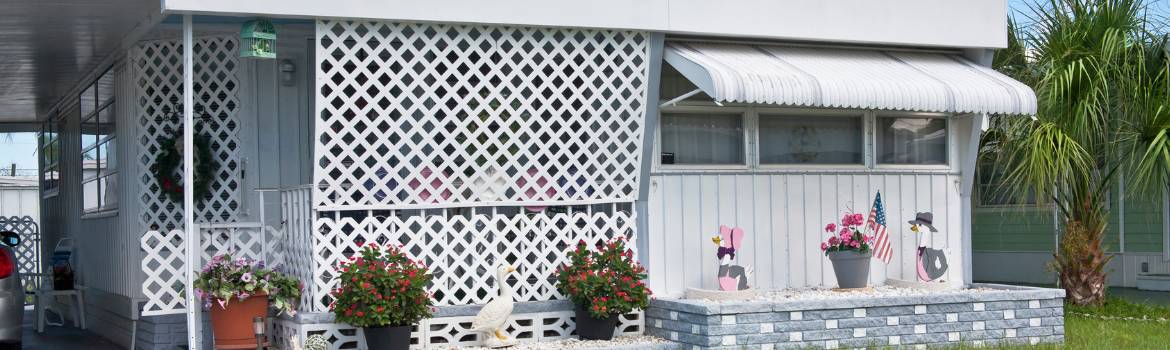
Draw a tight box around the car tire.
[0,342,18,350]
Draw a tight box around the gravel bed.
[449,335,675,350]
[683,285,999,304]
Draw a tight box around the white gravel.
[682,285,999,304]
[450,335,672,350]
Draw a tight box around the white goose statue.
[472,264,517,348]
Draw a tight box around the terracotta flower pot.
[828,250,872,289]
[209,294,268,348]
[363,325,412,350]
[573,304,619,340]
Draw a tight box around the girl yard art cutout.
[711,225,754,291]
[908,212,949,282]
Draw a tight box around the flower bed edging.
[645,284,1065,349]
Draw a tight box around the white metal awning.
[664,42,1037,115]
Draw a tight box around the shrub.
[194,254,302,315]
[556,238,652,319]
[331,243,434,327]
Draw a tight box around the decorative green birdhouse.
[240,19,277,59]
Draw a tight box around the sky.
[0,1,1166,172]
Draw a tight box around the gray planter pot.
[828,250,872,289]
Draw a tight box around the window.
[876,116,947,165]
[659,112,745,165]
[81,68,118,213]
[758,114,864,165]
[40,117,61,197]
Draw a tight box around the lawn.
[936,296,1170,349]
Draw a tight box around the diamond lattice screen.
[308,206,635,312]
[314,20,650,210]
[133,36,247,316]
[133,37,243,231]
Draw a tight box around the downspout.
[635,33,665,276]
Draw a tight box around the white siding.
[647,172,964,296]
[0,186,38,218]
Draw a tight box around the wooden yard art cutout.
[909,212,949,283]
[713,225,754,291]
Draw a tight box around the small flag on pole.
[868,192,893,264]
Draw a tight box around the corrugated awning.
[664,42,1037,115]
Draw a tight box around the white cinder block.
[1004,310,1015,319]
[762,344,775,350]
[915,325,926,334]
[723,335,736,346]
[670,332,678,341]
[973,302,985,311]
[1030,300,1041,309]
[914,305,927,314]
[887,316,899,326]
[789,332,803,342]
[1006,329,1017,338]
[1030,337,1041,345]
[973,321,985,330]
[790,311,802,320]
[854,328,866,338]
[854,308,866,318]
[948,332,960,341]
[761,323,774,333]
[826,319,838,329]
[946,313,958,322]
[826,340,839,349]
[721,315,736,325]
[670,311,678,320]
[973,340,985,347]
[889,335,901,345]
[655,320,661,328]
[1030,318,1041,327]
[692,325,699,333]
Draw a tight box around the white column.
[182,14,202,350]
[958,114,986,286]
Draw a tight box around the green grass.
[925,297,1170,349]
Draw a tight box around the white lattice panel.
[275,311,642,349]
[309,206,635,312]
[0,216,40,294]
[281,186,318,311]
[133,36,243,231]
[314,20,650,210]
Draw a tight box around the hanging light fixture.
[240,18,277,59]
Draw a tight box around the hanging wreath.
[153,129,217,204]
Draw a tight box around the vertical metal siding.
[647,172,964,296]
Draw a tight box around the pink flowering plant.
[194,254,302,315]
[330,243,434,328]
[556,238,652,319]
[819,212,874,255]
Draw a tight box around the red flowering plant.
[330,243,435,327]
[555,238,652,319]
[820,212,874,255]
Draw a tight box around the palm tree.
[987,0,1169,306]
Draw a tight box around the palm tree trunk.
[1053,220,1111,306]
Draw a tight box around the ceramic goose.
[472,264,517,347]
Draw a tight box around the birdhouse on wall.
[240,19,276,59]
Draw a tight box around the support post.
[635,33,665,275]
[182,14,202,350]
[958,113,986,286]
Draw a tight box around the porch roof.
[664,41,1037,115]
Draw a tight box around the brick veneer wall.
[645,284,1065,349]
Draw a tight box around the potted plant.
[556,238,651,340]
[820,212,875,289]
[331,243,434,350]
[194,254,302,349]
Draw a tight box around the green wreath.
[153,129,217,204]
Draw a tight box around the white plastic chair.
[31,238,86,333]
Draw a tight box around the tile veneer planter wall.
[645,284,1065,349]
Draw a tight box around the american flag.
[867,192,893,264]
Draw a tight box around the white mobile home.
[0,1,1035,349]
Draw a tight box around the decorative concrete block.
[825,339,839,349]
[902,313,946,324]
[1019,326,1054,337]
[789,331,802,342]
[887,316,899,326]
[773,320,825,332]
[1029,318,1041,327]
[838,317,884,328]
[806,309,853,320]
[853,328,866,338]
[1004,309,1015,319]
[869,305,915,316]
[737,312,787,324]
[760,323,773,333]
[1016,307,1057,318]
[721,315,736,325]
[853,308,866,318]
[803,329,853,341]
[914,325,926,334]
[825,319,838,329]
[790,311,802,320]
[973,321,985,330]
[946,312,958,322]
[914,305,926,314]
[738,333,787,345]
[927,303,970,313]
[1030,300,1041,308]
[927,322,969,333]
[722,335,735,346]
[973,302,985,311]
[949,332,960,341]
[959,311,1001,322]
[889,335,901,345]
